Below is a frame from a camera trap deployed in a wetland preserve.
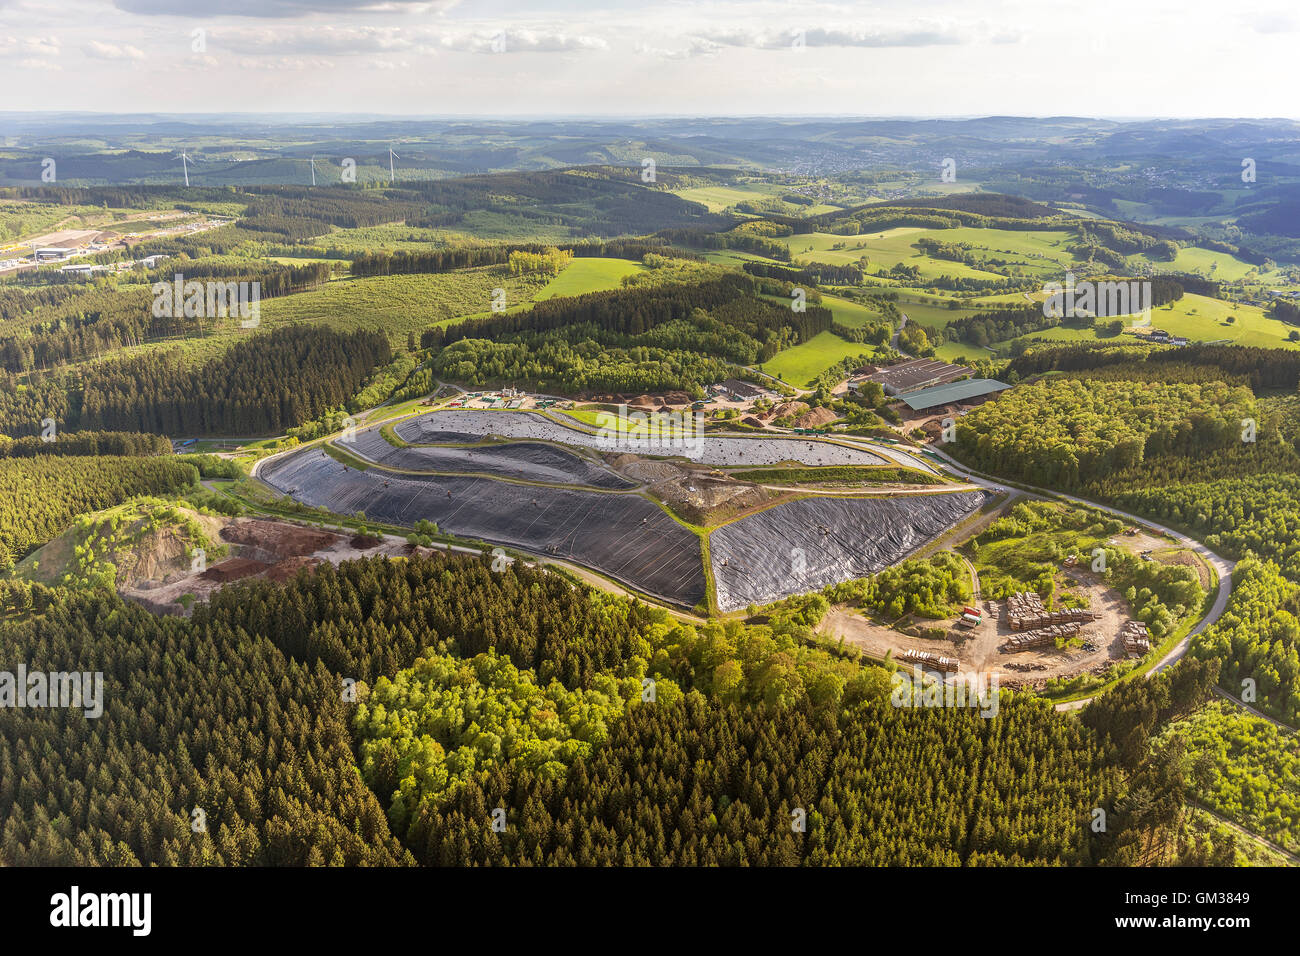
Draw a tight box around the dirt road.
[925,446,1236,710]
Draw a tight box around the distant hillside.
[869,193,1061,220]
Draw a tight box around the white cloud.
[234,55,337,70]
[0,35,61,58]
[697,23,966,50]
[634,38,720,59]
[202,25,605,57]
[82,40,146,60]
[213,26,417,56]
[443,29,609,54]
[112,0,459,18]
[1247,13,1299,33]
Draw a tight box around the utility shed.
[898,379,1012,411]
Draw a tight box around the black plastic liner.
[261,445,707,608]
[396,410,888,467]
[710,491,989,612]
[346,425,633,488]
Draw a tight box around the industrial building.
[898,379,1012,412]
[863,358,973,395]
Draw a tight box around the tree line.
[0,455,198,569]
[0,325,390,438]
[351,239,697,278]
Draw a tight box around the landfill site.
[394,409,903,468]
[256,408,985,611]
[710,491,988,612]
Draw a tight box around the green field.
[820,293,885,328]
[534,257,646,299]
[672,183,782,213]
[782,227,1075,283]
[760,330,877,387]
[933,340,991,363]
[895,293,976,332]
[776,223,1277,289]
[264,255,342,267]
[309,224,465,253]
[260,268,551,346]
[700,249,772,267]
[1130,244,1268,281]
[1020,293,1300,350]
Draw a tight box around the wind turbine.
[310,154,318,187]
[180,151,193,187]
[389,146,398,185]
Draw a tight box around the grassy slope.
[781,227,1071,282]
[533,257,646,299]
[760,330,877,387]
[1021,293,1300,350]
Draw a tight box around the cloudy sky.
[1,0,1296,117]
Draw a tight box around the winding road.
[925,444,1236,710]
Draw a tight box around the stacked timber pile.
[1121,621,1151,656]
[901,649,960,673]
[1004,591,1099,631]
[1004,621,1084,651]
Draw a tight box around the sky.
[0,0,1296,118]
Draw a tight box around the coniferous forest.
[2,554,1146,866]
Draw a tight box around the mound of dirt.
[219,520,340,561]
[265,555,323,582]
[792,406,838,430]
[17,504,226,591]
[200,557,269,583]
[350,534,381,549]
[919,419,945,439]
[617,459,689,483]
[763,400,809,422]
[649,471,773,525]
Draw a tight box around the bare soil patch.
[792,406,838,430]
[818,566,1138,690]
[1153,547,1212,589]
[121,517,420,616]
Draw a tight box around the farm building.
[898,379,1013,412]
[716,378,768,401]
[865,358,972,395]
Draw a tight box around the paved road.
[1213,686,1298,735]
[890,313,908,350]
[925,445,1236,711]
[1190,801,1300,865]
